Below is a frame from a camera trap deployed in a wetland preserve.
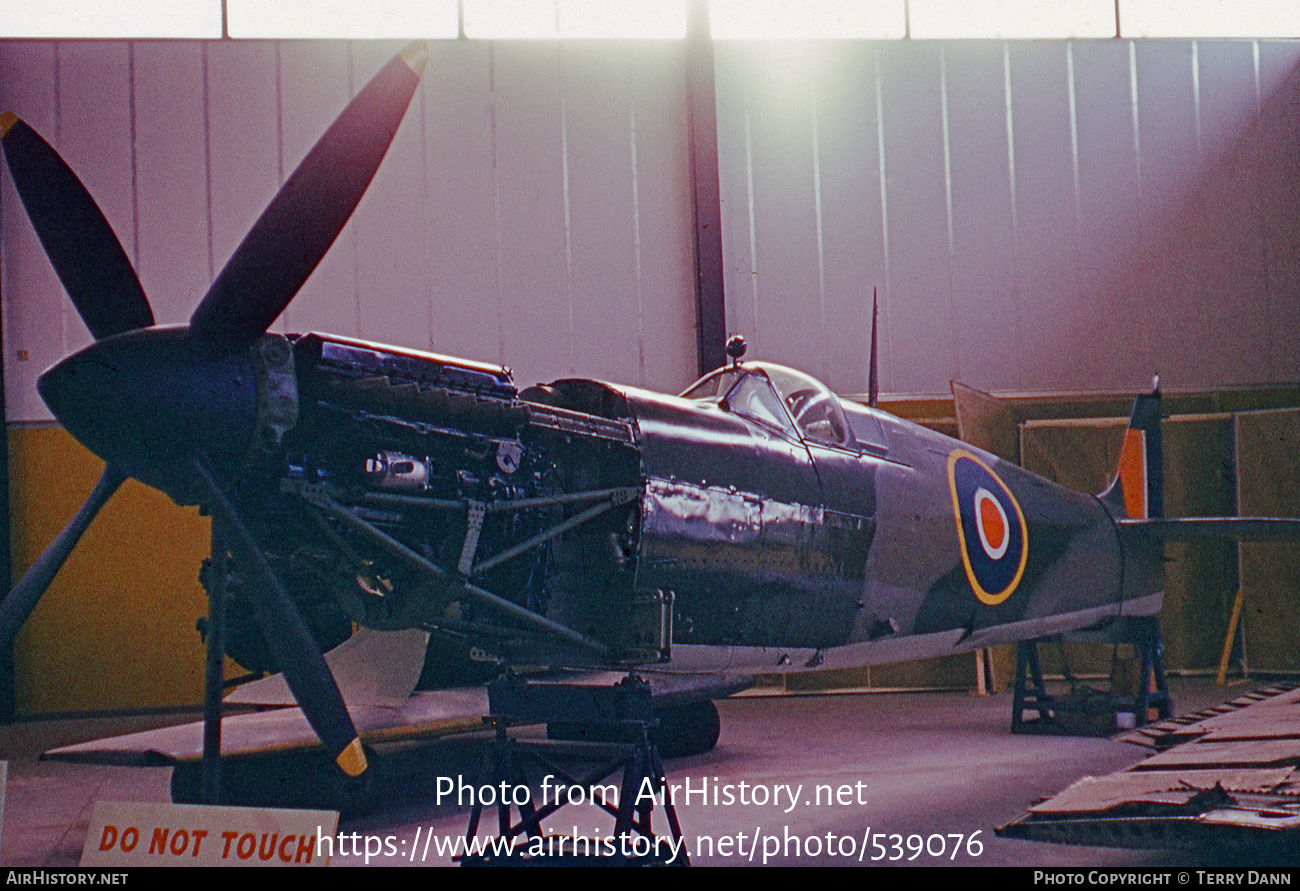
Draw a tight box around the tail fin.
[1099,380,1162,520]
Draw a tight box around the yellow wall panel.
[8,427,212,715]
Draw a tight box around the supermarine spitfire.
[2,40,1296,788]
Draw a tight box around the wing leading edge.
[43,671,753,767]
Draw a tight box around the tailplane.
[1099,379,1162,520]
[1103,380,1300,542]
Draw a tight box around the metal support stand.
[1133,618,1173,725]
[1011,637,1055,732]
[1012,618,1172,734]
[459,675,690,866]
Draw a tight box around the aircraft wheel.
[655,700,720,758]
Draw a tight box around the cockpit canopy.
[681,362,852,447]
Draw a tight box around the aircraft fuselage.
[227,332,1162,678]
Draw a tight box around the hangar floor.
[0,677,1272,867]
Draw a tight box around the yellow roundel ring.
[947,449,1029,606]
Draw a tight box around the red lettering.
[279,835,296,863]
[191,829,208,856]
[259,832,279,861]
[221,830,238,858]
[120,827,138,852]
[99,826,118,852]
[297,834,315,864]
[149,827,168,855]
[170,829,190,855]
[237,832,256,859]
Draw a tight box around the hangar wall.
[0,39,699,426]
[715,40,1300,397]
[6,39,1300,421]
[3,36,1300,713]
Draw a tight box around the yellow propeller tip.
[336,737,368,777]
[399,40,429,77]
[0,112,19,138]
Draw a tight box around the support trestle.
[1012,617,1172,734]
[460,675,690,866]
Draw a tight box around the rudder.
[1099,382,1162,520]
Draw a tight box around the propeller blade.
[0,114,154,340]
[190,459,367,777]
[0,464,127,647]
[189,41,429,354]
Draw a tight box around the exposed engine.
[203,333,661,682]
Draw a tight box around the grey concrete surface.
[0,677,1268,867]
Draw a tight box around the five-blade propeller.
[0,41,431,777]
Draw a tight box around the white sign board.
[80,800,338,867]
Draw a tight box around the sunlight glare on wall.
[0,0,221,38]
[1120,0,1300,38]
[909,0,1115,39]
[226,0,459,39]
[707,0,906,39]
[463,0,687,39]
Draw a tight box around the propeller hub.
[38,326,260,503]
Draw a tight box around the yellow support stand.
[1215,589,1247,686]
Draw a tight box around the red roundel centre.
[979,497,1005,547]
[974,487,1009,560]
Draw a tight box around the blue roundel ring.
[947,449,1029,606]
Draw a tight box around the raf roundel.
[947,450,1028,606]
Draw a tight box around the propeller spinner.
[0,41,431,778]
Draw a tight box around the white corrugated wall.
[3,37,1299,423]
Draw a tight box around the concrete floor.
[0,677,1260,867]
